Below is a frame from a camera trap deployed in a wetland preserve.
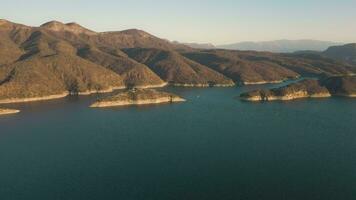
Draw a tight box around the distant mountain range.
[178,42,215,49]
[0,19,355,104]
[216,40,342,53]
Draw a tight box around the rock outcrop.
[321,75,356,97]
[90,89,185,108]
[240,79,331,101]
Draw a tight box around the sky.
[1,0,356,45]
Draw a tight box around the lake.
[1,84,356,200]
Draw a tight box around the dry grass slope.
[123,48,234,86]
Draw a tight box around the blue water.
[1,85,356,200]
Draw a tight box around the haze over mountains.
[0,19,355,103]
[178,42,215,49]
[217,40,341,53]
[182,40,341,53]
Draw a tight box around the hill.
[323,43,356,65]
[123,48,234,86]
[183,49,356,84]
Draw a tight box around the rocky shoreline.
[241,91,331,101]
[0,75,354,108]
[242,80,286,85]
[133,83,169,89]
[171,83,235,87]
[0,93,70,104]
[90,89,185,108]
[241,76,301,85]
[0,108,20,115]
[76,86,126,95]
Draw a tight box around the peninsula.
[240,79,331,101]
[240,76,356,101]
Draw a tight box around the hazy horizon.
[1,0,356,45]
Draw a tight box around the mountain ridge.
[0,19,355,104]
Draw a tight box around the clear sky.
[1,0,356,45]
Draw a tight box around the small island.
[90,89,186,108]
[0,108,20,115]
[240,79,331,101]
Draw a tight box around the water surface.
[1,85,356,200]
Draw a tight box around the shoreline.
[242,79,289,85]
[242,76,301,85]
[76,86,126,95]
[240,92,332,102]
[0,83,167,105]
[0,92,70,104]
[134,83,168,89]
[0,86,126,105]
[0,108,20,115]
[332,93,356,98]
[90,97,186,108]
[0,82,234,105]
[171,83,235,87]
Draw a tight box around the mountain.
[77,46,166,88]
[183,49,356,84]
[217,40,341,53]
[183,50,299,84]
[123,48,234,86]
[323,43,356,65]
[0,19,355,103]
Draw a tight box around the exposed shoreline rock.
[133,83,168,89]
[241,91,331,101]
[322,75,356,97]
[171,83,235,87]
[0,108,20,115]
[241,75,302,85]
[90,89,185,108]
[0,92,70,104]
[242,80,286,85]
